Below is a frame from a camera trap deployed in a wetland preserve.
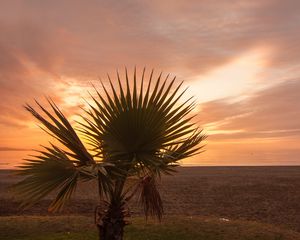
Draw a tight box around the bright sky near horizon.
[1,0,300,168]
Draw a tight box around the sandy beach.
[1,166,299,232]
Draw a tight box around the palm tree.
[14,69,205,240]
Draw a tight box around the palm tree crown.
[14,68,206,239]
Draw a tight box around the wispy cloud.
[0,0,299,165]
[0,147,30,151]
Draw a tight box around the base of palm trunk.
[96,203,126,240]
[98,218,125,240]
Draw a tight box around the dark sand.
[1,166,299,232]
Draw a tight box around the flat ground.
[0,166,300,238]
[1,215,300,240]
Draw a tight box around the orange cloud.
[1,0,300,167]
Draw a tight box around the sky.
[0,0,300,168]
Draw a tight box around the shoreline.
[1,165,300,172]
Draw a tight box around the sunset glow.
[1,0,300,168]
[190,47,270,103]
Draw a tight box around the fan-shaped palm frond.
[14,100,109,212]
[14,144,79,211]
[24,98,94,165]
[80,69,204,176]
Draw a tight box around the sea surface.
[1,149,300,169]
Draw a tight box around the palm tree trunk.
[96,174,126,240]
[97,204,125,240]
